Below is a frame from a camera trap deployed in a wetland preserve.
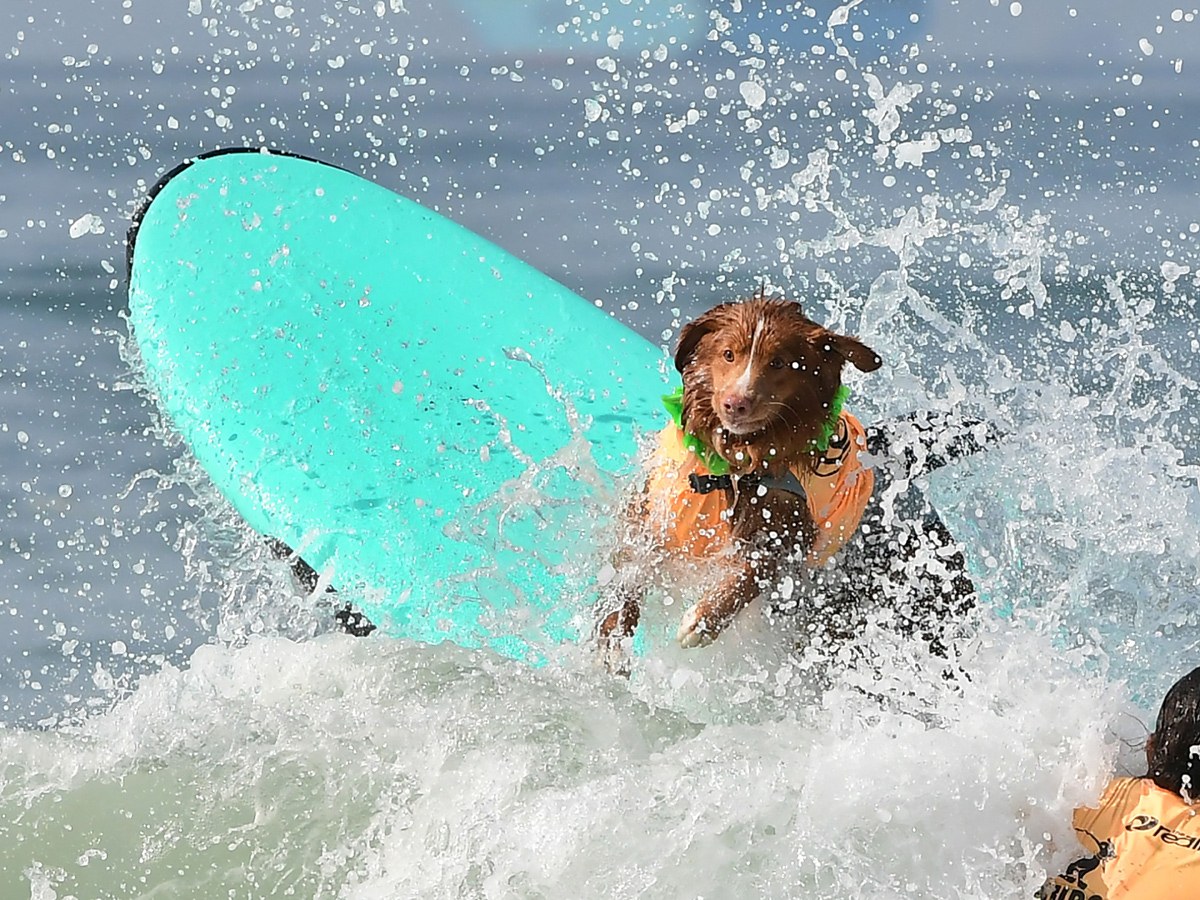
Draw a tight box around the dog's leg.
[676,486,815,648]
[595,584,643,675]
[593,489,653,674]
[676,558,761,648]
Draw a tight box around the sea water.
[3,1,1200,897]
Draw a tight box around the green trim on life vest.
[661,384,851,475]
[815,384,851,453]
[662,386,730,475]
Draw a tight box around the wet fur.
[676,299,879,479]
[598,297,881,660]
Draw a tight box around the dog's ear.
[674,303,735,373]
[826,332,882,373]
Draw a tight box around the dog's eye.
[770,357,785,370]
[723,349,735,362]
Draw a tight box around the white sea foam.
[0,628,1142,899]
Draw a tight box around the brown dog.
[596,295,882,661]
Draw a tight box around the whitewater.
[3,1,1200,897]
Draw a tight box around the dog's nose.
[722,394,751,415]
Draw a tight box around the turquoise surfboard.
[126,149,670,661]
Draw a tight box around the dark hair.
[1148,666,1200,798]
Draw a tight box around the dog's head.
[674,297,881,464]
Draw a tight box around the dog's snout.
[722,393,751,416]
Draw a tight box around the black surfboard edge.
[124,146,352,286]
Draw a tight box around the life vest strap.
[687,470,809,501]
[688,473,732,495]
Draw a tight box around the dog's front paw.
[595,595,640,675]
[676,602,721,649]
[597,637,634,677]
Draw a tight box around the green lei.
[661,384,850,477]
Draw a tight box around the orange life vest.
[643,411,874,566]
[1041,777,1200,899]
